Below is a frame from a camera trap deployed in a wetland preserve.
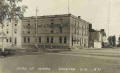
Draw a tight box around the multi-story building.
[21,14,90,49]
[0,19,22,49]
[0,14,90,50]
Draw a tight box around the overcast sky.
[22,0,120,37]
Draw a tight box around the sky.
[22,0,120,37]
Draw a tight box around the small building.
[89,24,106,48]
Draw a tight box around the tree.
[117,36,120,47]
[108,36,116,47]
[0,0,27,52]
[108,36,112,46]
[0,0,27,23]
[112,36,116,47]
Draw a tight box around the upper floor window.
[51,19,54,22]
[50,23,54,28]
[15,24,17,26]
[28,31,30,34]
[59,27,62,33]
[28,24,30,26]
[6,31,9,34]
[14,31,17,34]
[51,30,54,33]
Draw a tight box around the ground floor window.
[28,37,30,43]
[24,37,26,43]
[15,38,17,45]
[59,36,62,44]
[47,37,49,43]
[51,37,54,43]
[39,37,41,43]
[64,36,67,44]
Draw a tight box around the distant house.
[89,24,107,48]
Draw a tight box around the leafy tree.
[117,36,120,47]
[0,0,27,24]
[112,36,116,47]
[108,36,116,47]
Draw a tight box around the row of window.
[74,29,88,36]
[6,30,17,34]
[6,24,17,27]
[6,37,17,45]
[24,36,67,44]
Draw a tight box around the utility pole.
[68,0,70,14]
[35,7,38,48]
[107,0,111,37]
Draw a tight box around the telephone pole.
[35,7,38,48]
[68,0,70,14]
[107,0,111,37]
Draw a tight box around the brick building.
[0,14,90,49]
[21,14,90,49]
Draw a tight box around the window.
[15,38,17,45]
[24,37,26,43]
[6,31,9,34]
[15,24,17,26]
[51,37,54,43]
[28,24,30,26]
[6,39,8,42]
[28,37,30,43]
[10,37,12,42]
[59,36,62,44]
[51,19,54,22]
[51,30,54,33]
[47,37,49,43]
[50,23,54,28]
[39,37,41,43]
[14,31,17,34]
[59,27,62,33]
[28,31,30,34]
[64,36,67,44]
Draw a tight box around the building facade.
[0,19,22,49]
[21,14,90,49]
[0,14,90,49]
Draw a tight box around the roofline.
[22,14,92,24]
